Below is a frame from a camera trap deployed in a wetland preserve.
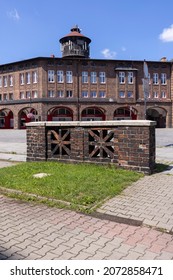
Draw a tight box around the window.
[32,91,38,98]
[9,75,13,86]
[161,73,167,85]
[20,92,25,99]
[3,93,8,100]
[33,71,38,83]
[153,73,159,84]
[0,77,2,87]
[128,72,133,84]
[99,72,106,83]
[48,70,55,82]
[119,72,125,83]
[57,71,64,83]
[26,91,31,99]
[99,91,106,98]
[57,90,64,97]
[127,91,133,98]
[90,91,97,98]
[26,72,31,84]
[161,91,166,98]
[48,90,55,97]
[153,91,158,98]
[9,93,13,100]
[90,72,97,83]
[3,76,8,87]
[66,71,73,83]
[119,91,125,98]
[0,94,2,101]
[82,71,88,83]
[20,73,24,85]
[82,91,88,98]
[66,90,73,97]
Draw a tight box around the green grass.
[0,162,143,212]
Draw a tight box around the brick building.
[0,25,172,129]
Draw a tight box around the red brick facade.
[0,27,172,129]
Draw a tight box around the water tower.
[59,25,91,58]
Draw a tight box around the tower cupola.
[59,25,91,58]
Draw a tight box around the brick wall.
[26,120,156,174]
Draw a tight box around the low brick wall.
[26,120,156,174]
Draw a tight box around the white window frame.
[127,91,133,98]
[9,93,13,100]
[153,73,159,85]
[161,73,167,85]
[119,91,125,98]
[48,90,55,97]
[82,71,88,83]
[9,75,13,86]
[90,91,97,98]
[82,91,88,98]
[32,91,38,98]
[128,72,133,84]
[3,93,8,100]
[119,72,125,84]
[20,92,25,99]
[153,91,158,98]
[48,70,55,83]
[57,90,64,97]
[90,72,97,83]
[57,71,64,83]
[66,90,73,97]
[4,76,8,87]
[26,91,31,99]
[161,91,166,98]
[66,71,73,83]
[33,71,38,83]
[99,91,106,98]
[20,73,24,85]
[99,72,106,83]
[26,72,31,84]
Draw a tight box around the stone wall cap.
[26,120,156,127]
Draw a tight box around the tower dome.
[59,25,91,58]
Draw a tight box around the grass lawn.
[0,162,143,212]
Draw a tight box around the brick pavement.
[0,195,173,260]
[98,173,173,233]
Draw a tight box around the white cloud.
[101,48,117,59]
[159,24,173,42]
[121,46,126,52]
[7,8,20,21]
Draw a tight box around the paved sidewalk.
[0,195,173,260]
[98,173,173,232]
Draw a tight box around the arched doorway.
[19,108,38,129]
[0,109,14,129]
[47,107,73,121]
[114,106,137,120]
[81,107,105,121]
[146,107,166,128]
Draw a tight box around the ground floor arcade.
[0,102,171,129]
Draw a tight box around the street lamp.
[142,60,149,120]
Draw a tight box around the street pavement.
[0,129,173,260]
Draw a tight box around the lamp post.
[142,60,149,120]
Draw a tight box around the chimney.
[50,54,55,58]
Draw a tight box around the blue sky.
[1,0,173,64]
